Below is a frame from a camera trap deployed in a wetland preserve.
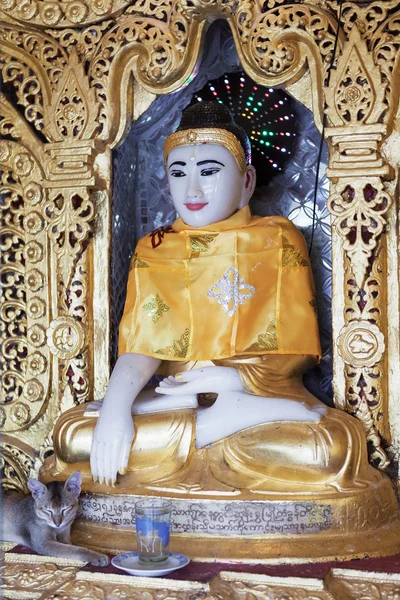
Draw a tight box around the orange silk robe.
[119,206,321,362]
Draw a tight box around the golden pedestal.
[41,401,400,562]
[41,463,400,562]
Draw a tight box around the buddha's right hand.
[90,407,134,486]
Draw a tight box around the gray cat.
[2,471,109,566]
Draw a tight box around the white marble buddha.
[44,102,381,499]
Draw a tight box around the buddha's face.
[166,143,256,227]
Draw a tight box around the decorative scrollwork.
[210,573,330,600]
[235,0,258,44]
[325,28,386,127]
[233,4,342,90]
[328,179,391,289]
[44,188,94,286]
[336,247,389,468]
[45,576,209,600]
[179,0,238,20]
[2,557,80,594]
[0,0,130,28]
[0,442,34,492]
[370,9,400,127]
[89,14,198,138]
[339,0,400,39]
[45,20,115,63]
[0,139,51,434]
[125,0,176,21]
[324,25,393,461]
[44,50,99,141]
[0,24,68,136]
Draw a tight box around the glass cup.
[135,499,172,563]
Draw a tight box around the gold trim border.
[3,551,400,600]
[164,128,247,173]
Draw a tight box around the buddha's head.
[164,102,256,227]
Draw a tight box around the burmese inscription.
[79,495,331,535]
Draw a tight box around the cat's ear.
[28,479,48,501]
[64,471,82,497]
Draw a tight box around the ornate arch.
[1,0,400,488]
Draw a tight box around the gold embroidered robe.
[118,206,321,362]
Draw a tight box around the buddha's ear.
[28,479,48,501]
[239,165,256,208]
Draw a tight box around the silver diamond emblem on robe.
[207,267,256,317]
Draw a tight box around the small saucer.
[111,552,190,577]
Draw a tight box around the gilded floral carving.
[0,0,129,27]
[23,378,45,402]
[45,21,115,62]
[327,180,391,289]
[371,10,400,127]
[2,555,81,594]
[1,138,51,436]
[47,316,85,359]
[10,403,32,426]
[179,0,238,19]
[27,324,47,348]
[325,28,386,127]
[24,242,44,264]
[45,50,99,141]
[0,24,69,135]
[0,444,34,492]
[334,245,389,466]
[326,568,400,599]
[44,188,95,285]
[2,553,400,598]
[234,2,342,99]
[210,572,334,599]
[88,13,201,140]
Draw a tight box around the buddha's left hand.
[156,366,244,395]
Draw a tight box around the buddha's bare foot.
[196,392,326,447]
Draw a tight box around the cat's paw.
[87,551,109,566]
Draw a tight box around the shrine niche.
[1,0,400,563]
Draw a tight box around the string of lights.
[191,71,299,186]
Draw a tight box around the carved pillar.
[0,38,111,488]
[325,26,398,468]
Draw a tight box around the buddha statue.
[41,103,400,559]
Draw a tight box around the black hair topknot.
[177,102,251,165]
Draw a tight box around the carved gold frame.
[1,0,400,496]
[3,548,400,598]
